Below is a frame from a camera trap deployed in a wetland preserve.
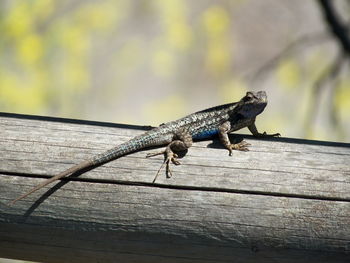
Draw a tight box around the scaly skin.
[10,91,280,204]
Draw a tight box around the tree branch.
[318,0,350,57]
[304,51,345,138]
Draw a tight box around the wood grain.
[0,113,349,263]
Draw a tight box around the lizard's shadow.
[201,134,246,149]
[205,133,283,149]
[22,165,99,220]
[22,144,188,218]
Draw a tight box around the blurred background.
[0,1,349,262]
[0,0,349,145]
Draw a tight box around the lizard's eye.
[243,92,254,102]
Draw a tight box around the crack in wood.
[2,172,350,203]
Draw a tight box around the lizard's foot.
[147,150,181,183]
[227,141,250,156]
[164,152,181,178]
[254,132,281,138]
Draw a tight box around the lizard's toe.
[146,151,165,158]
[171,156,181,165]
[228,141,250,153]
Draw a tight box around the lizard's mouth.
[255,91,267,103]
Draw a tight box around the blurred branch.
[329,74,346,140]
[304,51,345,138]
[318,0,350,58]
[310,0,350,140]
[244,31,332,82]
[246,0,350,83]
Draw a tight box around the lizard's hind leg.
[146,129,193,182]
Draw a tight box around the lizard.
[10,90,280,204]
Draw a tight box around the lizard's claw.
[255,132,281,138]
[170,153,181,165]
[227,141,251,155]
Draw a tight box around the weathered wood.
[0,112,349,263]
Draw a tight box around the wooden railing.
[1,112,349,263]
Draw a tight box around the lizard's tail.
[9,160,93,205]
[9,134,155,205]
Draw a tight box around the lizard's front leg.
[146,129,193,182]
[248,123,280,138]
[219,121,250,155]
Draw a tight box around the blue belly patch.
[193,129,219,139]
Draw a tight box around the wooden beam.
[1,113,349,263]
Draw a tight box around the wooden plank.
[1,113,349,199]
[1,113,350,262]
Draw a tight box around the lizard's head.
[237,91,267,118]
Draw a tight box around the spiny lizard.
[10,91,280,204]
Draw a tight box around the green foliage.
[0,0,237,116]
[277,58,300,90]
[0,0,128,116]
